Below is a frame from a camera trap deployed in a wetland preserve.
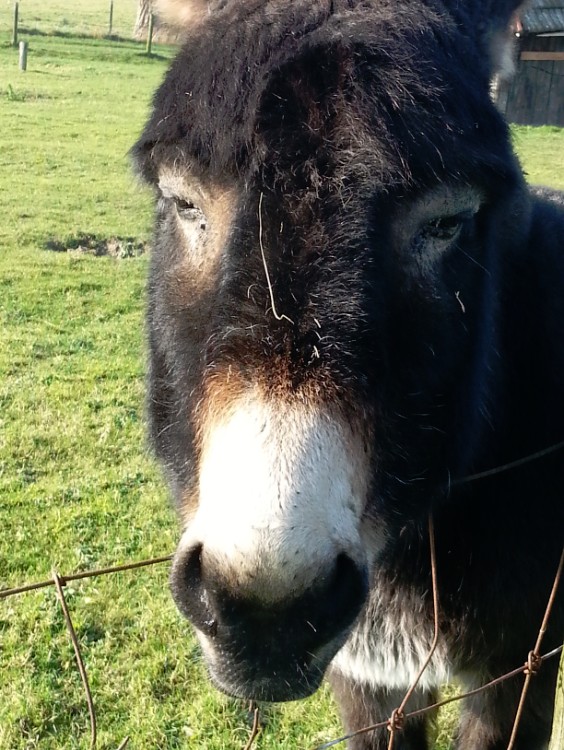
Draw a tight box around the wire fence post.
[108,0,114,37]
[146,13,155,55]
[12,2,19,47]
[52,571,97,750]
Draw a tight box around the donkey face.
[134,0,526,700]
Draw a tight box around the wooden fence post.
[549,649,564,750]
[19,40,28,71]
[108,0,114,37]
[12,2,19,47]
[146,13,155,55]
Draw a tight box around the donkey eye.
[409,207,477,261]
[173,197,207,230]
[174,197,196,215]
[418,210,476,245]
[422,214,464,241]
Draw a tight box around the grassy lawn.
[511,125,564,188]
[0,6,562,749]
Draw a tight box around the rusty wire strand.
[52,570,97,750]
[244,701,261,750]
[2,546,563,749]
[387,513,439,750]
[313,645,563,750]
[506,546,564,750]
[409,645,563,718]
[453,439,564,485]
[0,554,173,599]
[313,539,564,750]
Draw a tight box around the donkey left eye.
[419,211,474,244]
[423,215,463,241]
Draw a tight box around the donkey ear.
[449,0,524,29]
[448,0,525,77]
[481,1,525,79]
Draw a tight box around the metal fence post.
[12,2,19,47]
[108,0,114,37]
[19,40,28,71]
[146,13,154,55]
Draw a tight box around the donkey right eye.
[174,197,195,211]
[173,197,197,216]
[173,197,207,230]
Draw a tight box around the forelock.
[134,1,509,186]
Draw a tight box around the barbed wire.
[2,544,563,750]
[2,556,173,750]
[52,570,98,750]
[507,546,564,750]
[244,702,261,750]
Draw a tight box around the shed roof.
[520,1,564,34]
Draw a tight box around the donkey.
[133,1,564,747]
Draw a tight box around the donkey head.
[134,0,526,700]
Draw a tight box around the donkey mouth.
[203,634,345,702]
[209,663,324,702]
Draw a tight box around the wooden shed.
[496,1,564,126]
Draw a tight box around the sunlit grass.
[512,125,564,189]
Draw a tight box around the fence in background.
[1,529,562,750]
[4,0,141,43]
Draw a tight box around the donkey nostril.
[171,542,367,651]
[332,552,364,595]
[315,553,368,633]
[171,542,218,637]
[182,542,204,590]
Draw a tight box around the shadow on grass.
[44,233,148,258]
[16,27,133,44]
[10,29,173,61]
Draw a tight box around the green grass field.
[1,4,563,748]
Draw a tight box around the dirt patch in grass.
[44,234,149,258]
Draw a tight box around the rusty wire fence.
[1,523,562,750]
